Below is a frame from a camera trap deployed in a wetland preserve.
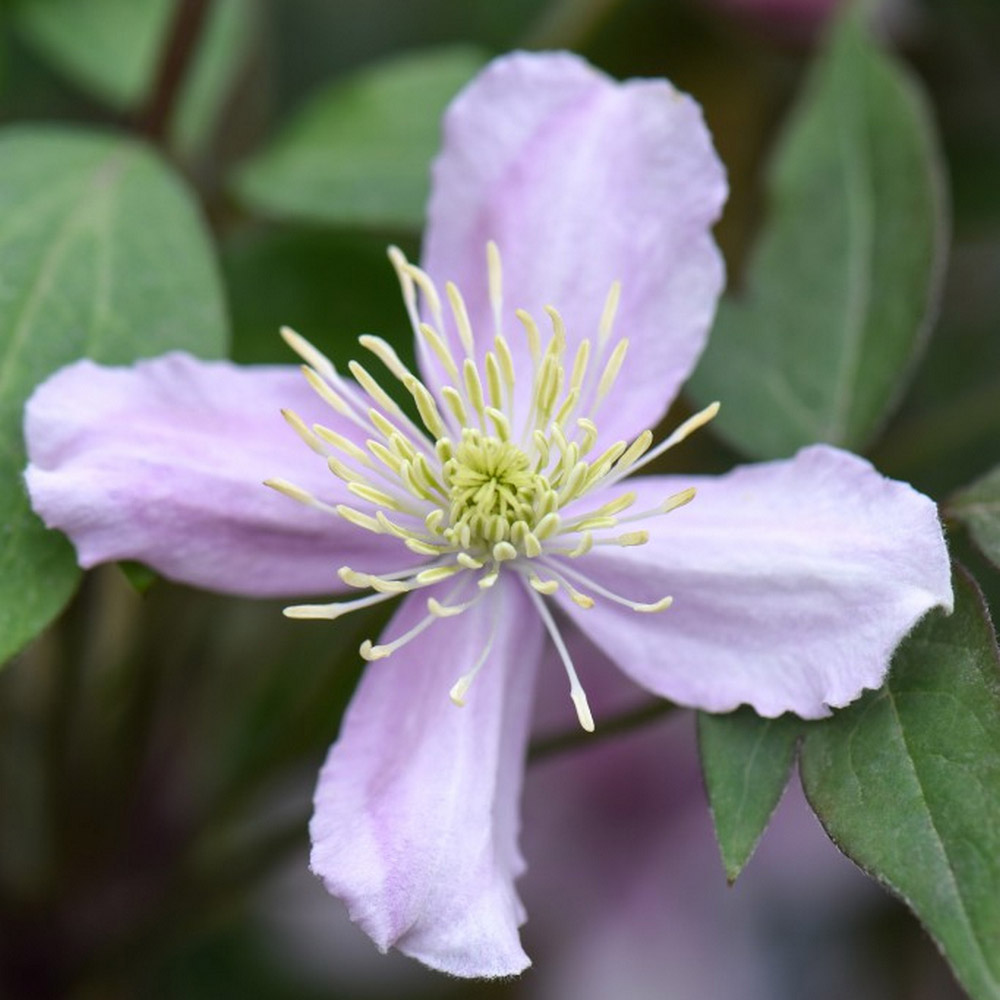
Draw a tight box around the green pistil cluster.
[442,430,551,552]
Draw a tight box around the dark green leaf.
[949,466,1000,570]
[222,225,418,370]
[697,707,801,882]
[688,8,947,459]
[12,0,258,154]
[231,47,486,231]
[801,569,1000,1000]
[12,0,172,108]
[0,126,228,666]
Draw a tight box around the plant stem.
[137,0,215,144]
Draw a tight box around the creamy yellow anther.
[276,244,723,732]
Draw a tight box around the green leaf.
[0,126,228,667]
[949,466,1000,570]
[697,707,801,882]
[800,569,1000,1000]
[688,8,947,459]
[12,0,172,108]
[232,47,486,231]
[12,0,257,154]
[222,226,418,370]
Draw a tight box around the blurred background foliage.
[0,0,998,997]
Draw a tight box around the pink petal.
[24,353,401,597]
[421,51,727,444]
[310,575,543,977]
[555,445,952,718]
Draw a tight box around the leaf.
[800,569,1000,1000]
[12,0,172,109]
[222,225,419,369]
[688,8,947,459]
[0,126,228,666]
[11,0,258,154]
[697,707,801,882]
[231,47,486,231]
[949,466,1000,570]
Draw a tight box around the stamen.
[360,613,437,661]
[487,241,504,339]
[312,423,370,463]
[576,418,598,455]
[335,504,384,534]
[349,361,412,427]
[617,486,697,524]
[277,245,719,721]
[358,580,470,661]
[338,563,431,590]
[283,589,398,620]
[418,322,461,385]
[526,570,559,595]
[450,614,498,705]
[597,280,621,349]
[526,587,595,732]
[281,326,337,382]
[347,481,410,512]
[593,339,629,410]
[301,366,366,427]
[592,530,648,547]
[404,376,448,440]
[569,339,591,395]
[441,386,470,427]
[358,334,414,384]
[264,478,338,516]
[463,358,487,425]
[549,558,673,613]
[485,352,504,410]
[405,263,445,332]
[515,308,542,366]
[446,282,476,357]
[534,562,594,608]
[429,593,481,618]
[388,246,421,335]
[608,402,720,484]
[494,335,516,398]
[281,409,326,455]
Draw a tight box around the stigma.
[266,242,718,731]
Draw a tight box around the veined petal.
[421,51,727,445]
[24,353,401,597]
[310,575,543,977]
[556,445,952,719]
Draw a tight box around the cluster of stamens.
[266,242,719,731]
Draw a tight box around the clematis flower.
[24,51,951,977]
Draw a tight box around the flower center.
[266,241,719,731]
[443,430,549,551]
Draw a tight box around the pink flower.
[24,52,951,977]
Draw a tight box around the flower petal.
[24,353,401,597]
[421,51,727,444]
[555,445,952,718]
[310,575,543,977]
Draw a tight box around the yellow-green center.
[442,429,551,550]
